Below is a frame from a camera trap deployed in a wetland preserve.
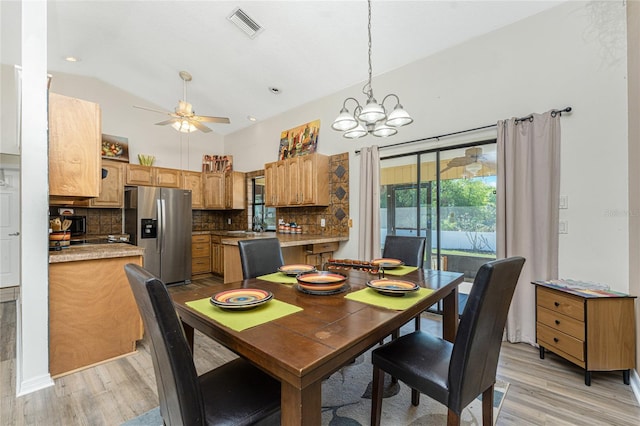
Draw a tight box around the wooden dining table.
[171,267,464,426]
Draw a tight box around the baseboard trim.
[630,369,640,406]
[16,374,54,397]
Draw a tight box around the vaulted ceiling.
[4,1,563,135]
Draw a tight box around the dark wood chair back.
[237,238,285,279]
[382,235,426,268]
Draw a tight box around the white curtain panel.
[497,111,560,344]
[358,145,381,260]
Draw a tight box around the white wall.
[48,73,225,171]
[224,1,631,292]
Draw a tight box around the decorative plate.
[278,264,316,276]
[210,288,273,310]
[371,258,405,268]
[296,271,348,293]
[295,283,350,295]
[366,279,419,297]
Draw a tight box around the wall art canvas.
[101,134,129,162]
[278,119,320,160]
[203,155,233,172]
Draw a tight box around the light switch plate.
[559,220,568,234]
[559,195,568,209]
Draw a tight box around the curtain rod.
[354,106,572,154]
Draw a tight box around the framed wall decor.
[202,154,233,172]
[278,119,320,160]
[101,134,129,162]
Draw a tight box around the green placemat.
[382,265,418,276]
[345,287,434,311]
[257,272,298,284]
[186,297,302,331]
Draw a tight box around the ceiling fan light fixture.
[172,120,197,133]
[465,162,482,175]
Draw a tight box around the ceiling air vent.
[227,8,264,39]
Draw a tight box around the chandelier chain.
[363,0,373,99]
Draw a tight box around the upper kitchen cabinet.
[225,171,246,210]
[265,153,329,207]
[203,172,225,209]
[125,164,180,188]
[203,171,246,210]
[90,159,124,208]
[181,171,204,209]
[48,93,101,198]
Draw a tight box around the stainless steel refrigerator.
[125,187,192,284]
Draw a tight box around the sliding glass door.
[380,141,497,289]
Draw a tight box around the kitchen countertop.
[49,243,144,264]
[192,230,347,247]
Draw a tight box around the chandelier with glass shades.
[331,0,413,139]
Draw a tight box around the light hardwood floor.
[1,278,639,425]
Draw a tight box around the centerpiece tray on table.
[325,258,379,273]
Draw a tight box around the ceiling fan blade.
[155,118,178,126]
[195,115,231,124]
[190,120,213,133]
[134,105,172,115]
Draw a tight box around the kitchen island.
[48,243,144,377]
[195,231,348,283]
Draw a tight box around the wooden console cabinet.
[534,281,636,385]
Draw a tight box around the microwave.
[61,215,86,236]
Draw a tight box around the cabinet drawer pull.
[554,302,560,307]
[553,337,559,343]
[555,320,560,325]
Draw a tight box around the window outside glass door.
[380,141,497,292]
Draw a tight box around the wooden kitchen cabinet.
[304,241,339,269]
[265,153,329,207]
[534,282,636,385]
[125,164,180,188]
[203,173,225,209]
[48,92,101,198]
[191,234,211,277]
[203,171,246,210]
[90,159,124,208]
[49,254,143,377]
[181,171,204,209]
[210,235,224,275]
[225,171,246,210]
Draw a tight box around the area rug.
[122,349,508,426]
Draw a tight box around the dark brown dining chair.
[381,235,426,268]
[370,256,525,426]
[237,238,285,279]
[124,263,281,425]
[382,235,427,332]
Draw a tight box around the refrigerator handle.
[156,198,162,254]
[160,198,167,253]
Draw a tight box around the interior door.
[0,169,21,288]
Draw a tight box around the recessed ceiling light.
[268,87,281,95]
[247,115,257,122]
[64,56,79,62]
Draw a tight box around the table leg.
[181,320,194,354]
[280,380,321,426]
[442,287,459,342]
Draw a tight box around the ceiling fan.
[133,71,230,133]
[441,147,490,174]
